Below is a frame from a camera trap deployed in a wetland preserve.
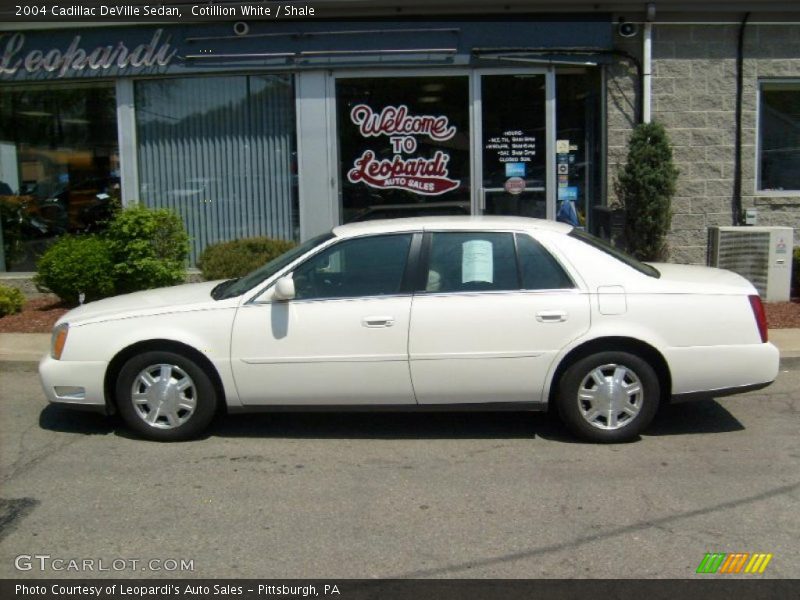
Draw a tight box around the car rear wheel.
[557,351,659,443]
[116,351,218,441]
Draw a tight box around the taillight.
[748,295,768,343]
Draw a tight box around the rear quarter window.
[516,233,575,290]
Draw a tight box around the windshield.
[568,229,660,278]
[213,232,335,300]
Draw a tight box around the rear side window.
[515,234,574,290]
[425,232,518,293]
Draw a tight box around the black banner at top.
[1,1,326,23]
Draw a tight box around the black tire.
[115,350,218,441]
[556,351,660,443]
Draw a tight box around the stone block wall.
[606,23,800,265]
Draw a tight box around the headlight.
[51,323,69,360]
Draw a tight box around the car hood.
[647,262,758,294]
[59,280,225,326]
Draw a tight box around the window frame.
[756,79,800,196]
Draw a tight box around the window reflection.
[759,82,800,192]
[0,82,119,271]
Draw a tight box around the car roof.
[332,216,573,237]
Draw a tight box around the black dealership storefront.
[3,2,799,273]
[0,16,609,269]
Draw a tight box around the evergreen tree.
[615,122,679,261]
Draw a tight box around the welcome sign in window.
[336,76,471,224]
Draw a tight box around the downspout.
[733,12,750,226]
[643,3,656,124]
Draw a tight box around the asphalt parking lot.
[1,361,798,579]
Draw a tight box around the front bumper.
[38,354,109,413]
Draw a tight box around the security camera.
[618,21,639,38]
[233,21,249,36]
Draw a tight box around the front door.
[230,233,417,406]
[475,72,552,220]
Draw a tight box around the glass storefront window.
[135,74,298,264]
[556,69,603,231]
[758,81,800,192]
[0,82,118,271]
[336,76,470,223]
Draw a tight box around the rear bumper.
[665,342,780,398]
[38,354,109,413]
[671,380,774,403]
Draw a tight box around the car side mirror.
[273,276,296,301]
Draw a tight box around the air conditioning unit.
[707,226,794,302]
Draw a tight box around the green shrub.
[793,246,800,299]
[198,236,296,280]
[105,204,189,294]
[0,284,25,317]
[34,236,116,305]
[615,121,679,261]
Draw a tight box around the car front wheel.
[115,351,218,441]
[556,351,659,443]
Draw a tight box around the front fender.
[60,307,242,408]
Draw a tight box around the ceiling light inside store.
[18,110,52,117]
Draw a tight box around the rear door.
[408,230,590,404]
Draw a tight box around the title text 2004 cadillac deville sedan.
[39,217,779,443]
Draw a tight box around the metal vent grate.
[714,230,771,297]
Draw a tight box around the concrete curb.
[2,330,800,363]
[0,333,49,363]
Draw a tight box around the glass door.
[334,74,471,224]
[473,71,554,220]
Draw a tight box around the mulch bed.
[2,293,800,333]
[0,295,70,333]
[764,300,800,329]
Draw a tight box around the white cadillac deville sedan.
[39,216,779,443]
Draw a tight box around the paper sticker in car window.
[462,240,494,283]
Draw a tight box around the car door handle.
[536,310,568,323]
[362,316,395,328]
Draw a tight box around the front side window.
[292,234,412,300]
[425,232,518,293]
[758,81,800,192]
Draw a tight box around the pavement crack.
[0,497,39,542]
[2,428,81,486]
[394,480,800,578]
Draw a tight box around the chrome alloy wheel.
[577,363,643,430]
[131,364,197,429]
